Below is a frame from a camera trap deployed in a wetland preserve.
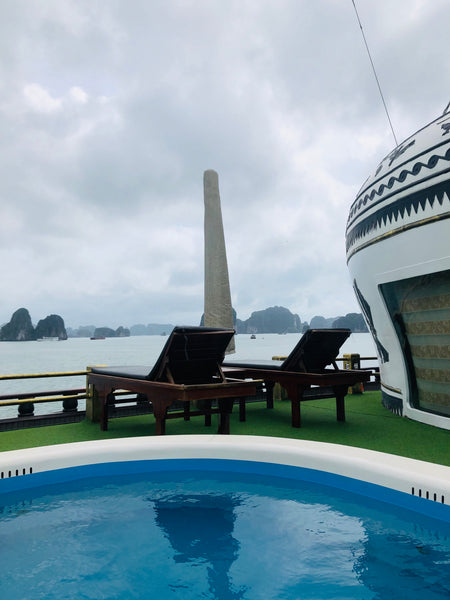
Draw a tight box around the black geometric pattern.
[353,279,389,364]
[387,139,415,167]
[346,179,450,253]
[382,391,403,415]
[347,146,450,224]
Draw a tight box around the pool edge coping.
[1,435,449,508]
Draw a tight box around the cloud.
[23,83,63,113]
[0,0,448,329]
[69,86,89,104]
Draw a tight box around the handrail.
[336,356,378,361]
[0,394,87,407]
[0,366,140,422]
[0,356,380,423]
[0,370,87,381]
[0,389,130,405]
[0,388,86,401]
[0,370,90,420]
[0,388,87,406]
[271,355,379,363]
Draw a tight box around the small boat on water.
[90,336,106,340]
[36,337,61,342]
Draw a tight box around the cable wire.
[351,0,398,146]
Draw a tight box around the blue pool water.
[1,465,449,600]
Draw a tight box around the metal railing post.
[85,367,101,422]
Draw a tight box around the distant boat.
[37,337,61,342]
[250,334,256,339]
[90,336,106,340]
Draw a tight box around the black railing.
[0,356,380,430]
[0,371,89,427]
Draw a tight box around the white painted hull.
[346,110,450,429]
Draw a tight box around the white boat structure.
[346,106,450,430]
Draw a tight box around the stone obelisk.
[204,169,235,354]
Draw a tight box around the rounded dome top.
[346,110,450,261]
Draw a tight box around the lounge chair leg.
[291,399,301,428]
[285,383,307,428]
[239,397,246,421]
[217,398,233,434]
[265,381,275,409]
[334,385,347,422]
[152,413,167,435]
[152,400,171,435]
[100,396,108,431]
[100,391,114,431]
[218,413,229,434]
[204,399,212,426]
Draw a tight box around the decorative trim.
[402,293,450,312]
[411,343,450,359]
[381,390,403,415]
[348,145,450,224]
[346,212,450,261]
[347,178,450,251]
[415,367,450,384]
[353,280,389,363]
[406,320,450,336]
[417,389,450,408]
[381,382,402,394]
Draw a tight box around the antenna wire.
[352,0,398,146]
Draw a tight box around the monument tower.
[203,169,235,353]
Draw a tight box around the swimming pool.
[1,436,449,599]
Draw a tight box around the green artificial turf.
[1,391,449,466]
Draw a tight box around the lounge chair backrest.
[147,326,235,384]
[281,329,351,372]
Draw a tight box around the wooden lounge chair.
[223,328,371,427]
[87,326,259,435]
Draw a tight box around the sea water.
[0,333,377,419]
[0,469,449,600]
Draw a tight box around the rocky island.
[0,308,67,341]
[1,305,368,341]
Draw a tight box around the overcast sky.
[1,0,448,329]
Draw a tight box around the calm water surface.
[1,470,449,600]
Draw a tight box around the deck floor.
[1,391,449,466]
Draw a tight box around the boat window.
[380,269,450,417]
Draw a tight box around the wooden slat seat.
[88,326,259,435]
[223,329,371,427]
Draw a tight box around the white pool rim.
[1,435,449,519]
